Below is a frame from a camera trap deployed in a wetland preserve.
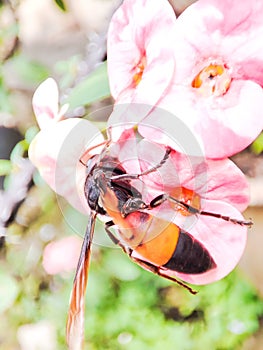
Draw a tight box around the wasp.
[66,138,252,349]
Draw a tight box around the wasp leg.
[105,220,133,255]
[121,197,148,217]
[110,147,172,181]
[104,221,197,295]
[130,257,198,295]
[149,194,253,227]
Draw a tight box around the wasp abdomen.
[163,229,216,274]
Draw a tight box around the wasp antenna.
[79,140,109,166]
[110,147,172,182]
[200,210,253,226]
[240,218,253,227]
[138,146,172,177]
[79,158,86,167]
[247,218,254,227]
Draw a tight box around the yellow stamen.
[192,63,231,96]
[169,187,201,216]
[132,56,147,87]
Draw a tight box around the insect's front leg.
[121,198,148,217]
[149,193,199,213]
[105,220,133,255]
[149,194,253,227]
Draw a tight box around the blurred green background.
[0,1,263,349]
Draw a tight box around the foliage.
[82,252,263,350]
[54,0,67,12]
[2,196,263,349]
[0,159,12,176]
[251,133,263,155]
[65,62,111,110]
[6,54,50,86]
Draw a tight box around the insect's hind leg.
[131,257,198,295]
[104,220,197,295]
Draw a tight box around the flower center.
[132,55,147,87]
[169,187,201,216]
[192,63,231,97]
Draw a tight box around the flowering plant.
[29,77,253,348]
[107,0,263,158]
[1,0,263,350]
[26,0,263,349]
[29,80,250,285]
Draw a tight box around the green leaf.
[251,132,263,155]
[55,55,82,89]
[0,159,12,176]
[10,139,29,161]
[0,268,19,313]
[54,0,66,11]
[66,62,111,109]
[0,70,12,113]
[6,54,49,85]
[25,126,39,143]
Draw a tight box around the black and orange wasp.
[66,136,252,349]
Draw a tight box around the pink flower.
[28,78,104,213]
[107,0,177,110]
[108,0,263,158]
[42,236,82,275]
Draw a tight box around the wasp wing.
[66,211,97,350]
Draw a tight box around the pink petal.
[42,236,82,275]
[196,158,250,212]
[107,0,176,107]
[136,139,249,211]
[109,127,142,174]
[139,79,263,158]
[29,118,104,213]
[138,104,204,157]
[108,103,153,142]
[175,199,247,285]
[32,78,60,130]
[194,80,263,158]
[173,0,263,84]
[197,0,263,84]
